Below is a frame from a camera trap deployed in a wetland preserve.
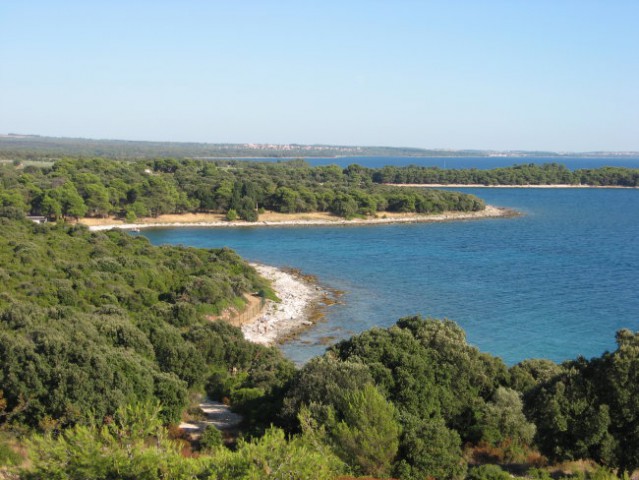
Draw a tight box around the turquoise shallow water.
[142,187,639,366]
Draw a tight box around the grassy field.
[0,158,55,167]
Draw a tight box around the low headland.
[81,205,516,231]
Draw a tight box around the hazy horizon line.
[2,132,638,156]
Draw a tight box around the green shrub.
[467,464,511,480]
[124,210,137,223]
[528,468,554,480]
[199,425,223,451]
[0,437,22,466]
[225,209,238,221]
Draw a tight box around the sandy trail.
[179,397,242,434]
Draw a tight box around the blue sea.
[237,155,639,170]
[141,157,639,366]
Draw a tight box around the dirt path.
[207,293,264,327]
[179,397,243,435]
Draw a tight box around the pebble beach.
[241,263,325,345]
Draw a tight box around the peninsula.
[81,205,514,231]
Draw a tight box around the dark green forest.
[371,163,639,187]
[2,159,637,230]
[0,218,292,428]
[0,158,485,222]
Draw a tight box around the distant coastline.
[83,205,516,232]
[2,133,638,160]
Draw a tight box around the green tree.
[467,464,511,480]
[0,189,28,214]
[280,355,374,429]
[394,417,467,480]
[24,402,206,479]
[327,384,400,477]
[207,427,346,480]
[525,361,616,465]
[473,387,536,461]
[57,183,87,219]
[596,329,639,473]
[215,180,234,211]
[83,183,111,217]
[273,186,302,213]
[139,176,179,216]
[199,425,224,451]
[226,208,238,221]
[330,193,358,218]
[237,196,258,221]
[509,358,563,394]
[40,193,62,219]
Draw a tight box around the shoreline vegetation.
[374,163,639,187]
[3,158,637,231]
[81,205,515,231]
[0,157,491,225]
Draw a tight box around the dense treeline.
[371,163,639,187]
[0,158,485,222]
[2,159,637,231]
[0,218,293,433]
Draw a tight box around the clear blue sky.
[1,1,638,151]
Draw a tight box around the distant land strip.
[1,133,638,159]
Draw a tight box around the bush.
[124,210,137,223]
[528,468,554,480]
[467,464,511,480]
[0,437,22,466]
[225,209,238,221]
[394,417,467,480]
[199,425,223,451]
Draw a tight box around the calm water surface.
[236,155,639,170]
[142,187,639,366]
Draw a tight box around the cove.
[141,188,639,366]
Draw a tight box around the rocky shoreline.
[241,264,335,345]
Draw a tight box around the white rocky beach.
[241,263,324,345]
